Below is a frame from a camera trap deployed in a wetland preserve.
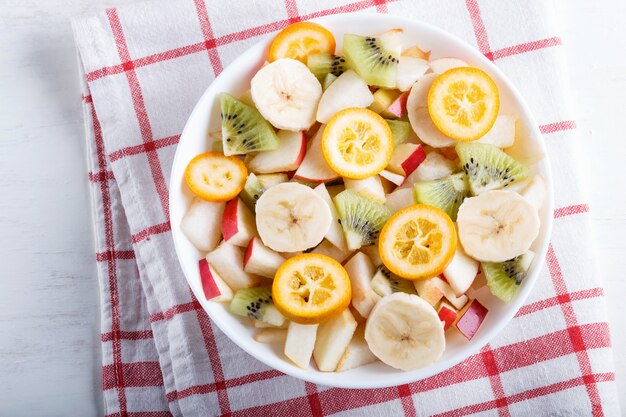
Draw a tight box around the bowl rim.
[169,11,554,389]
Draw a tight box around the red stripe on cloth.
[374,0,389,13]
[90,102,128,415]
[96,250,136,262]
[191,291,232,415]
[465,0,493,60]
[516,288,604,317]
[547,245,605,417]
[554,204,590,218]
[540,120,577,134]
[165,369,283,402]
[106,9,170,219]
[398,384,416,417]
[305,382,324,417]
[193,0,223,76]
[231,395,315,417]
[431,373,615,417]
[89,170,115,183]
[149,300,200,322]
[131,221,171,243]
[492,37,562,60]
[101,329,154,342]
[108,135,180,162]
[103,361,165,390]
[480,345,510,417]
[105,412,173,417]
[82,94,93,103]
[285,0,301,23]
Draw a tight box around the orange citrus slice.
[268,22,336,63]
[184,152,247,202]
[322,108,394,179]
[379,204,457,280]
[272,253,351,324]
[428,67,499,142]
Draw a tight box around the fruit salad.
[180,21,546,373]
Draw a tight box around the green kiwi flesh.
[370,266,417,297]
[342,33,400,88]
[323,73,338,91]
[229,286,284,326]
[456,142,529,195]
[307,53,347,80]
[482,251,535,302]
[333,190,392,250]
[413,172,469,221]
[219,93,279,156]
[385,119,411,146]
[240,173,265,212]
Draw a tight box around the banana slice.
[255,182,332,252]
[251,58,322,131]
[457,190,540,263]
[365,292,445,371]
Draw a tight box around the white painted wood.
[0,1,623,415]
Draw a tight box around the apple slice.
[413,279,445,307]
[336,325,378,371]
[344,252,380,318]
[254,328,287,344]
[505,121,545,166]
[430,276,470,310]
[369,88,400,115]
[396,56,429,92]
[344,176,386,204]
[198,258,233,302]
[313,309,358,371]
[311,239,349,264]
[379,170,405,187]
[222,197,257,247]
[257,173,289,188]
[429,58,469,74]
[384,188,414,214]
[403,45,430,60]
[247,130,306,174]
[437,301,458,331]
[443,244,479,296]
[316,70,374,123]
[454,299,488,340]
[243,236,285,278]
[382,91,409,119]
[360,245,382,268]
[387,143,426,177]
[476,115,516,148]
[285,322,318,369]
[252,318,287,328]
[180,198,225,252]
[313,183,348,253]
[401,152,456,188]
[294,127,340,183]
[206,243,262,290]
[520,175,546,212]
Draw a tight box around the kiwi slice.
[482,251,535,302]
[385,119,411,146]
[229,286,284,326]
[219,93,279,156]
[413,172,469,221]
[456,142,529,195]
[323,73,338,91]
[307,53,347,80]
[370,266,416,297]
[240,173,265,212]
[333,190,392,251]
[342,33,400,88]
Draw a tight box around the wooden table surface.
[0,1,623,415]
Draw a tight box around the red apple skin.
[438,304,457,331]
[199,258,221,300]
[401,144,426,177]
[384,91,409,118]
[243,237,255,268]
[455,299,488,340]
[221,198,240,241]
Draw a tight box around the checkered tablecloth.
[73,0,621,415]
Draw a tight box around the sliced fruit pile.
[180,22,547,373]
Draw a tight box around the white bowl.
[169,12,553,389]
